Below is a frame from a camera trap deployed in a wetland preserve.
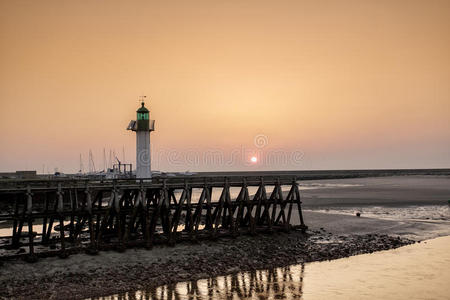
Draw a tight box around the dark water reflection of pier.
[90,264,305,300]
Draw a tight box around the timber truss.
[0,176,307,261]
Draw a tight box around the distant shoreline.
[1,168,449,184]
[193,168,450,180]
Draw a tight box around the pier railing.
[0,175,306,261]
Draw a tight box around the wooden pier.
[0,175,306,261]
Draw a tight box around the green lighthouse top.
[137,102,149,113]
[127,98,154,132]
[136,101,149,129]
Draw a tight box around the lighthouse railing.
[149,119,155,131]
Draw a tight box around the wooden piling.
[0,175,307,260]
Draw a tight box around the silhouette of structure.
[0,175,306,261]
[127,99,155,179]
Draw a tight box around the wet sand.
[303,210,450,241]
[300,175,450,207]
[298,176,450,240]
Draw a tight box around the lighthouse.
[127,100,155,179]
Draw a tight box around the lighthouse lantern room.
[127,100,155,179]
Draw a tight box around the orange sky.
[1,0,449,173]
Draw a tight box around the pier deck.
[0,175,306,261]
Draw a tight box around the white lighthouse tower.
[127,100,155,179]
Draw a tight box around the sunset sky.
[1,0,449,173]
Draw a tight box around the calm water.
[88,235,450,300]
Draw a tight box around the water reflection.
[90,265,304,300]
[86,236,450,300]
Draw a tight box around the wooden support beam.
[148,188,163,248]
[294,178,307,231]
[285,184,295,226]
[252,183,263,227]
[68,188,75,242]
[270,182,280,225]
[0,175,307,260]
[192,188,206,237]
[205,185,213,231]
[185,184,194,240]
[276,181,289,231]
[94,191,103,240]
[212,185,226,238]
[224,179,236,235]
[57,184,67,258]
[234,185,245,233]
[11,194,20,248]
[41,191,49,244]
[44,194,58,245]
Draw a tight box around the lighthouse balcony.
[126,119,155,131]
[126,120,137,131]
[149,119,155,131]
